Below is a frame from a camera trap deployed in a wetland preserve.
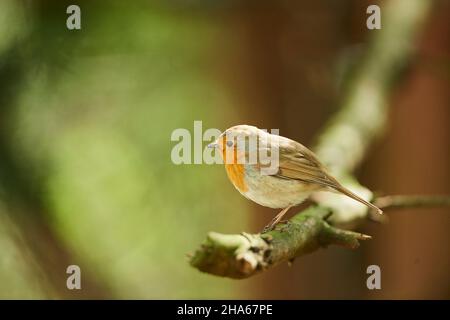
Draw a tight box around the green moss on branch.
[190,207,370,279]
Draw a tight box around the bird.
[208,125,382,231]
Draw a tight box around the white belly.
[239,166,319,209]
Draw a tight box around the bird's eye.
[226,140,234,147]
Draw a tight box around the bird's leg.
[262,206,292,233]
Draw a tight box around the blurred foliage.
[0,0,249,298]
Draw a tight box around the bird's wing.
[273,140,338,188]
[272,138,383,215]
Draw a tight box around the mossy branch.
[190,206,371,279]
[190,0,434,279]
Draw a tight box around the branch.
[190,206,371,279]
[375,195,450,211]
[190,0,434,279]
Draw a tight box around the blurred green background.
[0,0,449,299]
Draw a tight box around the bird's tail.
[331,181,383,215]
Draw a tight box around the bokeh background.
[0,0,449,299]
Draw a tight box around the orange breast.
[225,163,248,193]
[221,142,248,192]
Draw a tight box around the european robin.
[208,125,382,231]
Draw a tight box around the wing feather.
[271,138,382,215]
[274,141,337,189]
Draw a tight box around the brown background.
[215,0,450,299]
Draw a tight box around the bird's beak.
[207,142,219,149]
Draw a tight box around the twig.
[375,195,450,211]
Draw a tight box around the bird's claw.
[262,220,290,233]
[262,225,274,233]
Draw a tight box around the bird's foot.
[261,206,292,233]
[262,222,276,233]
[261,219,290,233]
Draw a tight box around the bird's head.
[208,125,271,164]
